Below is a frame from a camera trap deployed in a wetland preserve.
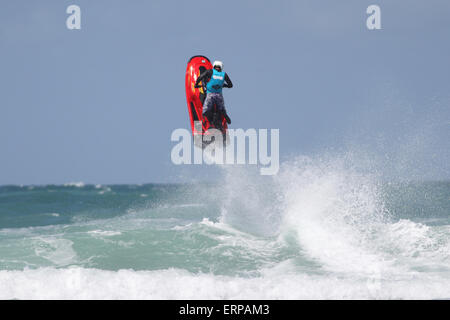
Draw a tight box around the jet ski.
[185,55,228,148]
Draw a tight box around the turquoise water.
[1,160,450,299]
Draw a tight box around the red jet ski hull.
[185,55,228,144]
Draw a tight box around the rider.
[194,60,232,125]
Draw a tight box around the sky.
[1,0,449,185]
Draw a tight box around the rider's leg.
[215,94,231,124]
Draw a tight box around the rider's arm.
[223,73,233,88]
[195,69,213,87]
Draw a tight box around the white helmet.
[213,60,223,69]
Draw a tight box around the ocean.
[1,157,450,299]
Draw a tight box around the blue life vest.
[206,69,225,93]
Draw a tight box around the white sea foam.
[44,213,60,217]
[32,236,77,266]
[217,155,450,288]
[88,230,122,237]
[171,223,193,231]
[0,266,449,300]
[275,157,392,276]
[98,187,112,195]
[63,182,85,188]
